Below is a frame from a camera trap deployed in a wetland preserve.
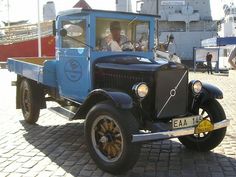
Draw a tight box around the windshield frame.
[91,12,155,53]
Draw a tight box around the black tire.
[84,102,141,174]
[20,79,41,124]
[178,99,226,152]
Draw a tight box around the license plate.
[172,115,202,129]
[195,119,214,134]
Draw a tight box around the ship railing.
[0,21,53,44]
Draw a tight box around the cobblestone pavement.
[0,69,236,177]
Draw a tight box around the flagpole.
[37,0,42,57]
[7,0,10,27]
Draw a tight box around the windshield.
[95,18,150,52]
[61,19,86,48]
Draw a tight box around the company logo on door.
[64,59,82,82]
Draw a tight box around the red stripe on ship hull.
[0,36,55,62]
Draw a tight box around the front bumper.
[132,119,230,143]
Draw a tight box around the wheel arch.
[74,89,133,119]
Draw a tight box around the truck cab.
[55,9,155,102]
[8,9,229,174]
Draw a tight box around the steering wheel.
[120,41,143,51]
[120,41,134,51]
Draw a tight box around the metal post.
[156,0,159,45]
[7,0,10,27]
[37,0,42,57]
[216,47,220,73]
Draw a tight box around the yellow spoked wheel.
[91,115,123,162]
[85,102,141,174]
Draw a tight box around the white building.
[43,1,56,21]
[141,0,218,66]
[218,4,236,37]
[116,0,132,12]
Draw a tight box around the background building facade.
[141,0,217,66]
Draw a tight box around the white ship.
[218,3,236,37]
[140,0,217,66]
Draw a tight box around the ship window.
[61,19,86,48]
[223,49,227,57]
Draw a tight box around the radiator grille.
[155,69,188,119]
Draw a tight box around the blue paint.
[202,36,236,47]
[8,9,157,103]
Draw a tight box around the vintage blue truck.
[8,9,229,174]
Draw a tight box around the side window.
[135,23,149,51]
[61,19,86,48]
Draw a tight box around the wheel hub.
[100,136,108,143]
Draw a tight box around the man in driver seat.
[100,21,129,51]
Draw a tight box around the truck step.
[49,106,76,121]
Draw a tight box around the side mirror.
[59,28,67,37]
[52,20,56,36]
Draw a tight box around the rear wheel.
[85,102,141,174]
[178,99,226,151]
[20,79,41,124]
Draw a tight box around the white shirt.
[100,34,128,51]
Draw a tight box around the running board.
[49,106,76,121]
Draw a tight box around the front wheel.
[178,99,226,152]
[85,102,141,174]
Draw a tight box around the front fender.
[89,89,133,109]
[193,83,223,107]
[188,82,223,114]
[201,83,223,100]
[74,89,133,119]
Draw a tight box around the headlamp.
[133,82,149,98]
[192,80,202,94]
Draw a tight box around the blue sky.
[0,0,234,23]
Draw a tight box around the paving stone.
[2,162,22,173]
[92,168,104,177]
[52,167,66,176]
[22,160,39,168]
[1,70,236,177]
[79,169,93,176]
[15,167,29,174]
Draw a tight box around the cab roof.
[58,8,160,18]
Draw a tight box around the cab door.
[57,16,91,102]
